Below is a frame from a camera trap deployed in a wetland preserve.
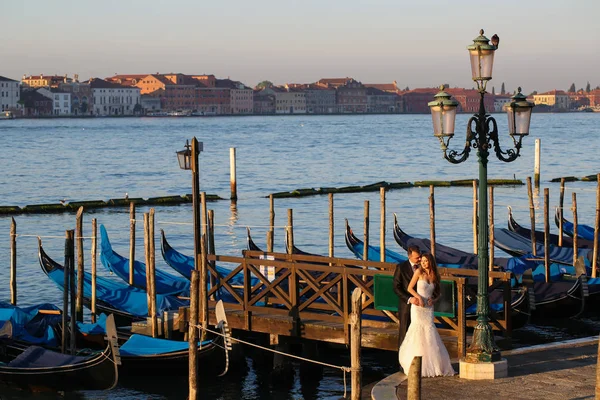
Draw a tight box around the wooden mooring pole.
[534,138,541,188]
[75,206,84,321]
[129,202,136,285]
[363,201,369,261]
[68,230,76,355]
[149,208,158,338]
[593,174,599,278]
[208,209,216,299]
[429,185,436,258]
[61,232,72,354]
[380,187,386,262]
[199,235,208,340]
[559,178,565,246]
[91,218,97,323]
[527,177,537,256]
[230,147,237,201]
[544,188,550,282]
[10,217,16,305]
[407,356,422,400]
[350,288,362,400]
[144,213,152,326]
[269,194,275,251]
[287,209,294,254]
[329,193,334,258]
[472,180,478,254]
[572,192,578,268]
[188,269,199,400]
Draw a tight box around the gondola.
[0,302,62,346]
[508,206,595,249]
[100,225,189,295]
[555,208,597,242]
[393,218,590,319]
[345,221,531,328]
[493,227,594,267]
[39,239,188,325]
[392,214,509,269]
[0,314,119,392]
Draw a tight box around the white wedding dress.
[398,280,455,377]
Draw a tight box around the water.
[0,113,599,398]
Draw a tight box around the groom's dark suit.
[393,259,416,347]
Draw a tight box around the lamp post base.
[459,358,508,380]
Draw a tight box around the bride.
[398,253,455,377]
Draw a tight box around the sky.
[1,0,598,93]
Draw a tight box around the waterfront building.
[20,89,53,116]
[37,88,72,116]
[22,74,72,88]
[216,79,253,114]
[366,87,398,113]
[195,86,231,115]
[364,81,400,94]
[134,74,195,112]
[446,88,494,113]
[253,88,276,114]
[88,78,141,116]
[105,74,149,87]
[337,79,367,113]
[0,75,20,113]
[141,95,162,113]
[533,90,570,110]
[190,74,217,88]
[494,95,512,112]
[58,80,92,116]
[273,85,306,114]
[303,84,336,114]
[585,89,600,108]
[316,77,354,89]
[402,88,439,113]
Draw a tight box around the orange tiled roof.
[536,89,568,96]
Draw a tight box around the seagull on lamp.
[491,34,500,48]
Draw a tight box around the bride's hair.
[421,253,441,300]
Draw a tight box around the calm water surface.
[0,114,599,399]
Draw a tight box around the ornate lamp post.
[177,138,204,272]
[428,30,534,371]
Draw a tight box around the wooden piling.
[199,235,208,340]
[593,174,599,278]
[489,186,495,285]
[572,192,578,268]
[269,194,275,251]
[129,202,136,285]
[75,206,84,322]
[544,188,550,282]
[473,180,478,254]
[68,230,76,355]
[208,209,216,299]
[559,178,565,246]
[230,147,237,200]
[287,209,294,255]
[267,230,273,253]
[201,192,208,240]
[144,213,151,320]
[149,208,158,338]
[10,218,16,305]
[188,269,199,400]
[429,185,436,258]
[363,201,369,261]
[329,193,334,258]
[407,356,422,400]
[350,288,362,400]
[527,177,537,256]
[380,187,386,262]
[534,138,541,188]
[91,218,97,323]
[61,232,71,354]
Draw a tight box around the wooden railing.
[205,251,517,356]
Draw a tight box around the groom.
[393,245,422,347]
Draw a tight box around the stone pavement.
[371,337,598,400]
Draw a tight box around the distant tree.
[404,86,409,91]
[442,83,449,89]
[586,82,591,92]
[256,80,273,89]
[491,86,495,95]
[500,83,505,95]
[133,103,142,114]
[568,83,576,92]
[530,90,538,96]
[80,102,88,114]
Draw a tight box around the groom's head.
[407,246,422,265]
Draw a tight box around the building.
[0,76,20,113]
[22,74,72,88]
[304,84,336,114]
[401,88,439,113]
[37,88,72,116]
[533,90,570,110]
[587,89,600,107]
[446,88,494,113]
[190,74,217,88]
[195,86,231,115]
[216,79,253,114]
[58,81,92,116]
[316,77,353,89]
[20,89,53,116]
[88,78,141,116]
[366,87,397,113]
[141,95,162,114]
[364,81,400,94]
[135,74,196,112]
[494,95,512,112]
[337,79,367,113]
[273,86,306,114]
[105,74,149,87]
[253,89,275,114]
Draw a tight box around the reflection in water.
[227,200,239,248]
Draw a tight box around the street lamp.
[177,138,204,272]
[428,30,534,371]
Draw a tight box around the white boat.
[0,111,14,120]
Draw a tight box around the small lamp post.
[428,30,534,377]
[177,138,204,272]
